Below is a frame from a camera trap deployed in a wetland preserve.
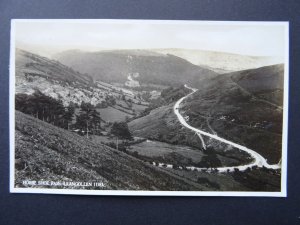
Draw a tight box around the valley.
[14,48,284,192]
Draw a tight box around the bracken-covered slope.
[16,49,93,86]
[54,49,218,87]
[15,111,206,191]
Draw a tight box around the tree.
[75,102,101,136]
[63,104,75,130]
[110,122,133,140]
[90,108,101,133]
[141,91,151,102]
[105,95,116,106]
[15,93,31,113]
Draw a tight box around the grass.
[96,106,132,122]
[128,140,205,163]
[131,103,147,112]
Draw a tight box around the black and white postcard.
[10,19,289,196]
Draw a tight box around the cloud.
[14,20,287,57]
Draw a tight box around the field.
[128,140,205,163]
[97,106,132,122]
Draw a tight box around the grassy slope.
[230,64,284,106]
[129,104,202,148]
[182,64,284,164]
[96,106,132,122]
[129,102,251,167]
[15,111,208,191]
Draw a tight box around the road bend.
[173,84,281,172]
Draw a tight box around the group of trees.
[16,91,74,129]
[16,90,134,140]
[111,122,133,140]
[15,91,101,134]
[105,95,116,106]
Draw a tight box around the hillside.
[15,49,150,121]
[129,64,284,164]
[180,64,284,164]
[15,49,99,106]
[230,64,284,106]
[54,49,218,87]
[15,111,208,191]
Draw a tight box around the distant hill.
[54,49,218,87]
[129,64,284,164]
[15,111,205,191]
[153,49,284,73]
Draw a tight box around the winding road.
[173,85,281,172]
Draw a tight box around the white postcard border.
[9,19,289,197]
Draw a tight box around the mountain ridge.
[54,49,219,87]
[152,48,284,73]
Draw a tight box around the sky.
[13,20,288,58]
